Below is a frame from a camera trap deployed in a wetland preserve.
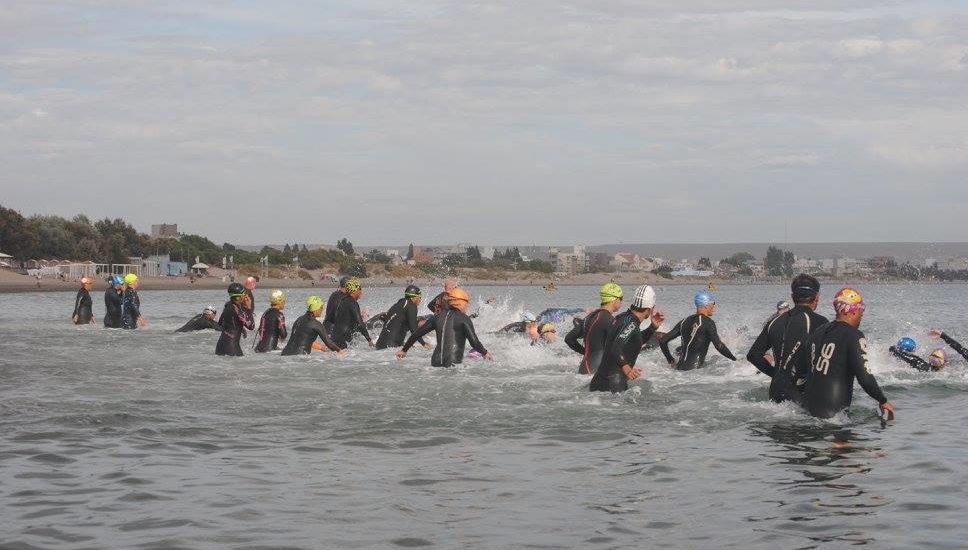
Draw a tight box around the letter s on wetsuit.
[659,313,736,370]
[590,311,656,393]
[800,321,887,419]
[281,311,341,355]
[401,308,488,367]
[375,298,426,349]
[103,287,122,328]
[564,309,615,375]
[888,346,933,372]
[73,288,93,324]
[254,308,288,352]
[176,314,221,332]
[215,301,255,356]
[746,306,829,403]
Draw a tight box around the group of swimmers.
[71,271,965,420]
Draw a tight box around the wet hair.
[791,273,820,304]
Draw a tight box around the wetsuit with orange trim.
[564,308,614,375]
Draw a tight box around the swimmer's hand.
[484,352,495,361]
[622,364,642,380]
[668,361,677,369]
[880,401,896,420]
[421,342,432,350]
[72,315,78,323]
[367,340,375,348]
[650,309,665,327]
[396,350,407,360]
[928,329,943,339]
[90,315,96,324]
[336,349,346,357]
[138,317,147,327]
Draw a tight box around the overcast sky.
[1,1,966,246]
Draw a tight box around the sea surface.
[2,283,967,549]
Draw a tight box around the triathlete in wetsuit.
[746,274,828,403]
[929,329,968,362]
[888,337,947,372]
[590,285,662,393]
[103,275,123,328]
[281,296,343,355]
[215,283,255,357]
[498,311,539,343]
[323,276,348,329]
[328,278,373,348]
[120,273,145,330]
[375,285,428,350]
[72,277,95,324]
[175,306,221,332]
[398,288,491,367]
[565,283,624,375]
[254,290,288,352]
[427,278,459,317]
[799,288,894,419]
[660,291,736,370]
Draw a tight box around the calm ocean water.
[2,283,967,549]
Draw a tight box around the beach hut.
[0,252,12,269]
[192,262,210,276]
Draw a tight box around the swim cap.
[123,273,138,285]
[268,289,286,305]
[245,276,258,289]
[227,282,245,297]
[694,290,715,308]
[338,276,349,288]
[306,295,324,312]
[344,278,362,293]
[80,276,93,285]
[522,311,537,322]
[928,348,947,369]
[599,283,623,304]
[111,275,124,286]
[204,305,218,315]
[448,288,470,304]
[404,285,422,298]
[776,300,790,312]
[632,285,656,309]
[833,287,865,315]
[539,322,556,335]
[897,337,916,353]
[791,274,820,302]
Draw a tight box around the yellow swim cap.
[124,273,138,285]
[599,283,623,304]
[344,278,362,293]
[306,295,324,312]
[269,289,286,305]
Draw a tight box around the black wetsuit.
[215,300,255,356]
[565,308,614,375]
[120,288,142,330]
[72,288,93,324]
[428,291,449,315]
[888,346,933,372]
[499,321,527,333]
[590,311,657,393]
[329,296,372,348]
[254,308,288,352]
[366,311,388,330]
[660,314,736,370]
[938,332,968,361]
[323,289,345,328]
[281,312,341,355]
[402,308,487,367]
[746,305,829,403]
[176,314,221,332]
[800,321,887,419]
[375,298,426,349]
[103,287,122,328]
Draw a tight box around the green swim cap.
[124,273,138,285]
[344,278,362,293]
[600,283,623,304]
[306,295,324,312]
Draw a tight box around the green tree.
[765,246,784,276]
[337,238,354,256]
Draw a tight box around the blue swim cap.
[694,290,715,308]
[897,337,916,353]
[111,275,124,286]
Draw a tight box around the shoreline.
[0,271,958,294]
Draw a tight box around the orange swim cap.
[448,288,470,304]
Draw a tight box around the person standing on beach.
[72,277,96,325]
[799,288,895,420]
[104,275,124,328]
[216,283,255,356]
[120,274,146,329]
[746,274,827,403]
[564,283,624,375]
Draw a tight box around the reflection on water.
[748,422,889,546]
